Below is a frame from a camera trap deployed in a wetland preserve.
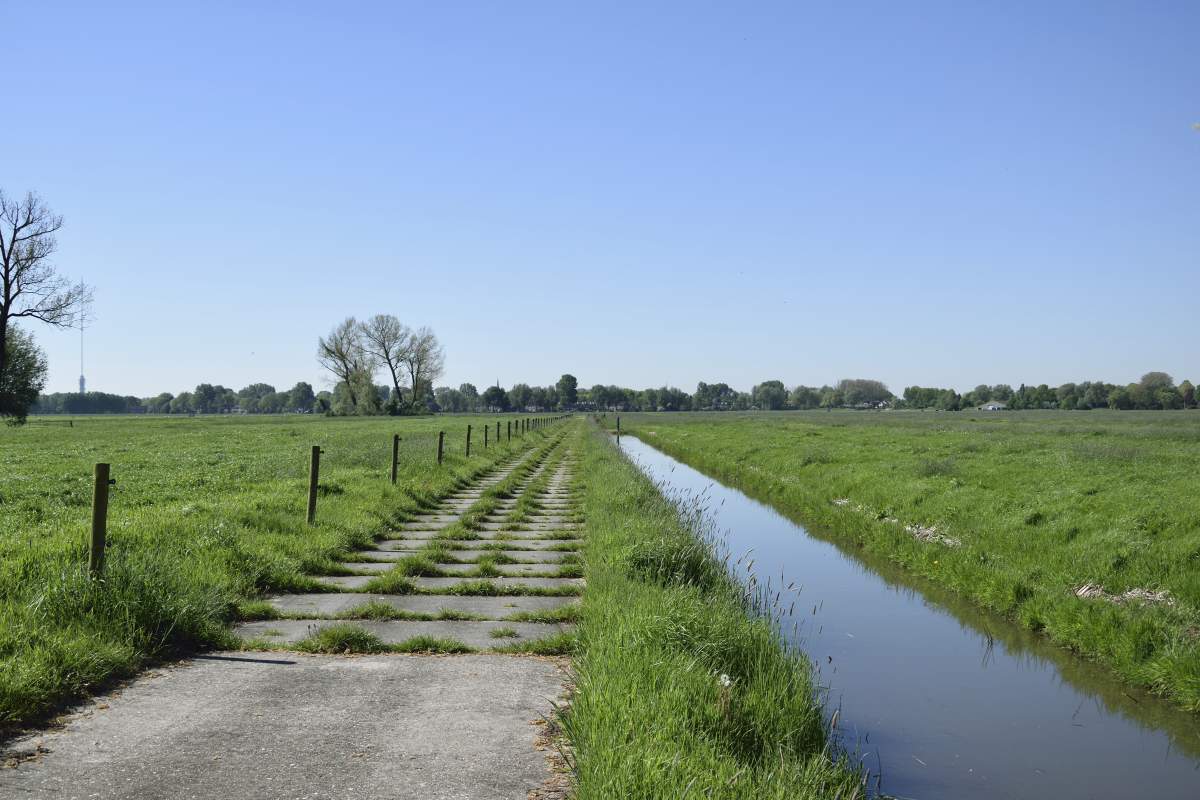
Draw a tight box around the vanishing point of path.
[3,437,582,799]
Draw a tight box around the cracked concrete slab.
[236,619,570,648]
[266,593,578,617]
[408,576,584,591]
[349,549,571,563]
[0,654,565,800]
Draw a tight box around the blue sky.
[6,1,1198,397]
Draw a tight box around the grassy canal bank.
[617,410,1200,712]
[568,422,862,797]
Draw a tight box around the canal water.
[616,434,1200,800]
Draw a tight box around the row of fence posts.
[86,414,572,577]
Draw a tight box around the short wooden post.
[437,431,444,464]
[89,463,112,577]
[391,433,400,484]
[307,446,321,524]
[466,424,472,456]
[507,420,511,441]
[495,421,500,442]
[484,424,489,449]
[616,416,621,443]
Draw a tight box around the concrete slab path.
[1,653,566,800]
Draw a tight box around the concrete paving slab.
[477,522,580,532]
[339,561,397,574]
[433,563,560,577]
[448,550,571,563]
[350,549,415,561]
[386,530,473,541]
[267,593,578,618]
[314,575,374,589]
[353,549,571,564]
[464,539,583,551]
[236,619,570,648]
[409,576,583,591]
[0,653,564,800]
[497,530,582,540]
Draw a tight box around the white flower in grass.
[717,673,732,688]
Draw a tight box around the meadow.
[0,414,527,733]
[618,409,1200,710]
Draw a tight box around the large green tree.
[556,374,578,409]
[751,380,788,410]
[482,385,509,411]
[0,327,47,424]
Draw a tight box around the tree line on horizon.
[4,189,1197,423]
[30,372,1198,416]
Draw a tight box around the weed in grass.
[236,600,280,620]
[362,572,418,594]
[474,556,502,578]
[504,605,581,624]
[295,624,388,654]
[392,636,473,653]
[394,555,446,577]
[494,632,576,655]
[336,600,417,620]
[433,609,483,621]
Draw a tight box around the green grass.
[493,631,576,655]
[0,413,537,733]
[567,423,862,798]
[489,626,519,638]
[291,625,474,654]
[620,409,1200,711]
[294,623,389,654]
[503,604,581,624]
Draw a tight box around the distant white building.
[981,401,1007,411]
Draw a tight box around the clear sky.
[6,1,1198,397]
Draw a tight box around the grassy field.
[617,410,1200,711]
[568,422,863,798]
[0,414,530,733]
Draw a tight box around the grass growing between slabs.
[618,410,1200,712]
[0,414,546,735]
[566,423,864,798]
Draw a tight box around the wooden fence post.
[89,463,112,577]
[507,420,511,441]
[307,445,321,525]
[484,424,489,449]
[437,431,444,464]
[391,434,400,484]
[466,424,472,456]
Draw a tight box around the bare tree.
[0,191,91,384]
[401,327,444,411]
[317,317,372,408]
[358,314,413,407]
